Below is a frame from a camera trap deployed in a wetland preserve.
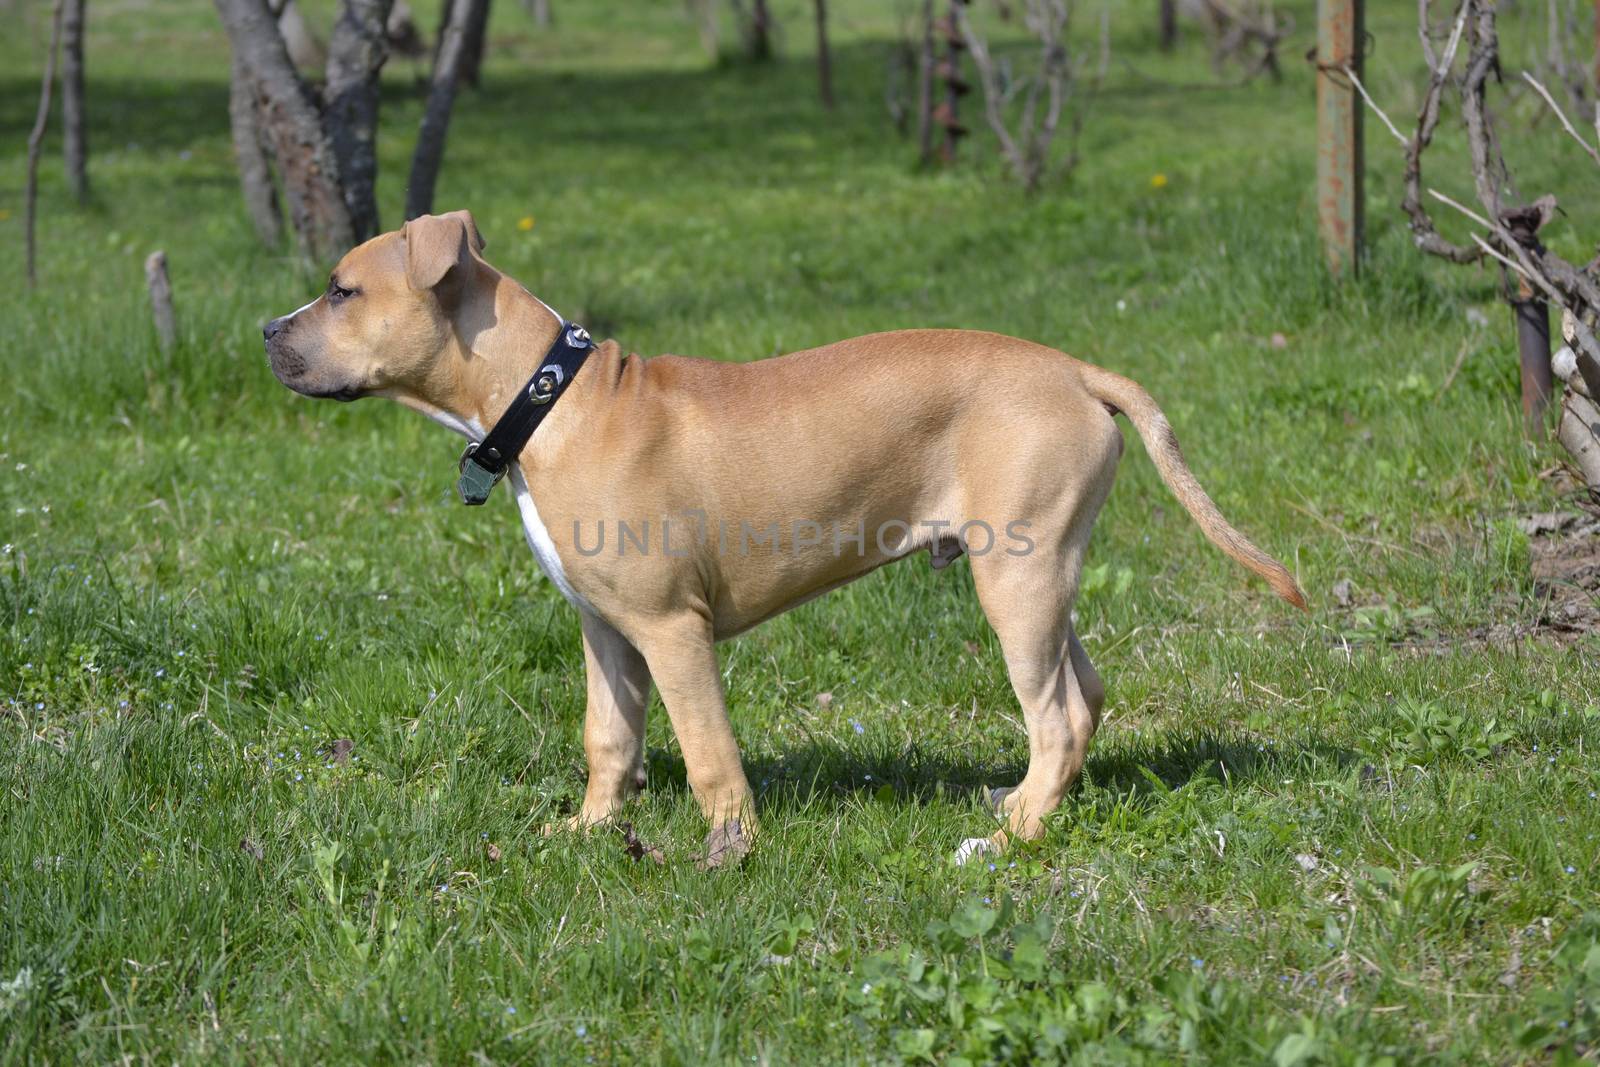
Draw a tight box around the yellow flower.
[0,209,11,221]
[1149,173,1168,190]
[517,215,535,231]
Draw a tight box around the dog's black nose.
[263,317,288,342]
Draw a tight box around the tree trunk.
[62,0,87,203]
[1159,0,1177,50]
[688,0,718,57]
[26,0,66,289]
[460,0,490,87]
[407,0,483,219]
[814,0,834,109]
[215,0,354,262]
[734,0,772,61]
[916,0,934,164]
[324,0,393,242]
[435,0,490,87]
[271,0,327,70]
[227,49,284,246]
[527,0,551,26]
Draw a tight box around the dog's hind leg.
[973,566,1102,842]
[569,613,652,829]
[963,424,1116,845]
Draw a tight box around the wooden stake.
[145,251,177,352]
[1315,0,1364,276]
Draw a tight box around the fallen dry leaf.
[486,842,502,862]
[330,738,354,765]
[617,822,665,865]
[696,819,750,871]
[239,837,264,862]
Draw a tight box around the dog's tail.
[1077,362,1308,611]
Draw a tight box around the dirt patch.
[1525,504,1600,637]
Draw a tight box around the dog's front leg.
[570,613,651,829]
[633,613,756,867]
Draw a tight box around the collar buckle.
[451,319,592,507]
[457,442,505,506]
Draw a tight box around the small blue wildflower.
[1191,958,1204,968]
[1566,866,1577,874]
[851,720,864,734]
[576,1025,587,1038]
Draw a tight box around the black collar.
[456,321,593,505]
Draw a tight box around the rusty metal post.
[1514,281,1553,434]
[1315,0,1364,276]
[1504,203,1555,435]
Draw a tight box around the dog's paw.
[952,833,1006,867]
[540,813,592,837]
[696,818,752,871]
[984,785,1014,815]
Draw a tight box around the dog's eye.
[327,282,357,306]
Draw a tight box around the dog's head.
[262,210,488,402]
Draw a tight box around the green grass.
[4,0,1600,1062]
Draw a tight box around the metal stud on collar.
[453,319,592,507]
[529,365,563,404]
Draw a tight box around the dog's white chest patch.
[506,466,590,611]
[418,407,590,611]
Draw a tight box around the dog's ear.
[403,210,486,292]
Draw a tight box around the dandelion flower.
[1150,173,1169,189]
[517,216,535,232]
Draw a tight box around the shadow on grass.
[637,728,1361,816]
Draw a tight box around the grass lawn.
[3,0,1599,1062]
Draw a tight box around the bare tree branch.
[1521,71,1600,169]
[958,0,1082,191]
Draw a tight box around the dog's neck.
[395,268,567,442]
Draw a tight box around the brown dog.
[264,210,1305,865]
